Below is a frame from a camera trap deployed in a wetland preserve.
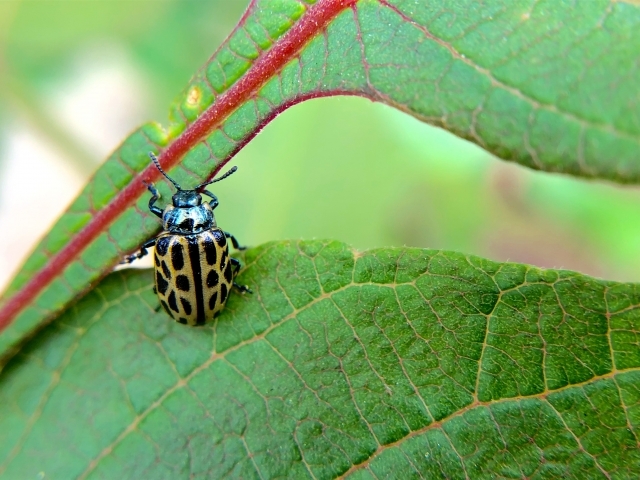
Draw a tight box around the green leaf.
[2,0,640,376]
[0,241,638,478]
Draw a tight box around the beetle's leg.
[224,231,246,250]
[230,257,252,294]
[233,283,252,294]
[230,257,242,275]
[201,190,219,210]
[147,183,163,218]
[122,238,156,264]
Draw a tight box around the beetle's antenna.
[196,166,238,190]
[149,152,181,190]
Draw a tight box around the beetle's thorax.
[163,202,216,234]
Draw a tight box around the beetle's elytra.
[123,152,250,325]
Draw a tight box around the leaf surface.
[0,241,639,478]
[1,0,639,359]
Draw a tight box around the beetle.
[123,152,250,325]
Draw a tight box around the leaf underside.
[0,241,639,478]
[1,0,639,359]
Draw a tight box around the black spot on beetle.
[156,236,171,256]
[204,238,217,265]
[176,275,190,292]
[223,262,232,283]
[178,317,188,325]
[207,270,219,288]
[180,218,194,231]
[161,260,172,279]
[180,297,192,315]
[156,272,169,295]
[208,292,218,310]
[154,255,160,267]
[213,230,226,247]
[220,284,228,304]
[168,291,180,313]
[171,243,185,270]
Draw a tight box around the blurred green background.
[1,0,640,291]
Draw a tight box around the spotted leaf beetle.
[124,152,251,325]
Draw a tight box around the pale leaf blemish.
[186,86,202,107]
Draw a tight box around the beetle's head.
[172,190,201,208]
[148,151,238,209]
